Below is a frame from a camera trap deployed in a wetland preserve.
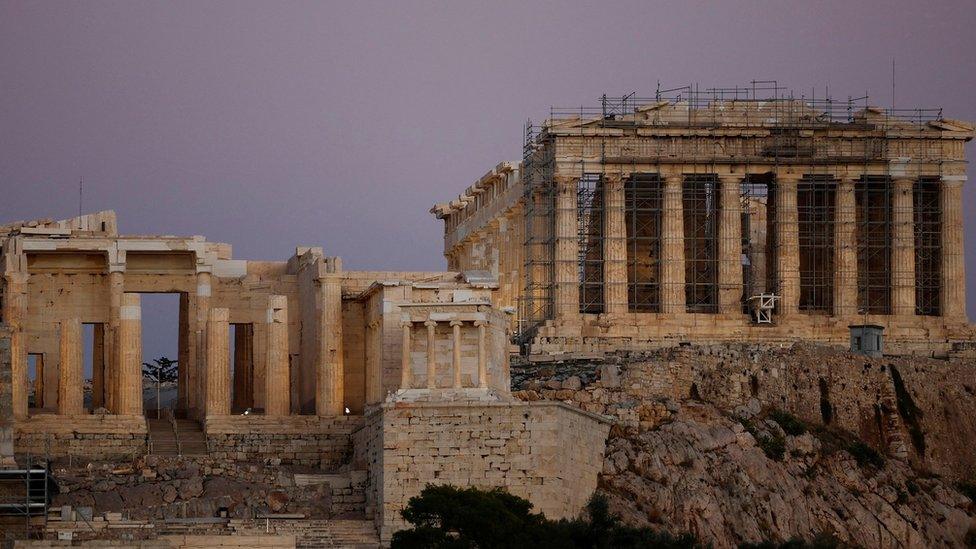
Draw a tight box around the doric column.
[117,293,143,416]
[603,174,627,314]
[205,307,230,416]
[107,270,124,413]
[661,174,686,313]
[774,174,801,316]
[194,271,212,415]
[57,318,83,415]
[400,322,412,390]
[891,178,916,316]
[3,273,28,418]
[450,320,462,389]
[833,179,858,317]
[265,296,290,417]
[91,324,105,409]
[317,272,344,416]
[941,178,967,320]
[718,174,744,314]
[554,177,580,319]
[0,330,15,467]
[475,320,487,389]
[425,320,437,389]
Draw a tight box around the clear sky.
[2,1,975,361]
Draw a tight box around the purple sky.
[3,1,976,361]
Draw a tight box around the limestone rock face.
[599,403,974,548]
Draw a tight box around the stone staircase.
[147,418,208,457]
[230,519,380,548]
[175,419,209,456]
[147,418,179,456]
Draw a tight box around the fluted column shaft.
[317,277,344,416]
[775,175,801,316]
[400,322,412,390]
[425,320,437,389]
[450,320,462,389]
[718,175,744,314]
[265,296,290,416]
[554,177,580,319]
[941,179,967,320]
[107,271,124,413]
[57,318,84,415]
[661,174,686,313]
[3,274,28,418]
[833,179,858,317]
[205,307,230,416]
[194,272,212,415]
[892,178,916,316]
[603,175,627,314]
[117,293,143,416]
[475,320,487,389]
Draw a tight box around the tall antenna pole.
[78,176,83,217]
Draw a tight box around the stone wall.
[513,342,976,479]
[354,399,611,542]
[15,415,147,460]
[205,415,363,469]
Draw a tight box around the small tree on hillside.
[142,357,178,383]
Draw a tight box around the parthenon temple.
[432,88,974,357]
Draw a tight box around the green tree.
[142,357,178,383]
[391,485,699,549]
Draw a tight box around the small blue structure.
[849,324,884,357]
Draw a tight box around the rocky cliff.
[513,343,976,547]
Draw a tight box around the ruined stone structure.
[433,90,975,358]
[0,210,609,544]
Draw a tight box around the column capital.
[717,173,744,184]
[940,175,966,188]
[449,320,463,327]
[400,321,413,329]
[424,319,437,328]
[775,172,803,185]
[663,174,684,186]
[473,320,488,327]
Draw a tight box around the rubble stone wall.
[356,400,611,542]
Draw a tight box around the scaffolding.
[518,82,948,340]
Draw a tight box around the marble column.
[661,174,686,314]
[603,174,628,314]
[400,322,412,390]
[194,272,212,415]
[774,174,801,316]
[475,320,487,389]
[107,270,124,413]
[554,177,580,319]
[3,274,28,418]
[891,178,917,316]
[0,330,15,467]
[317,274,344,416]
[265,296,289,417]
[57,318,84,415]
[833,179,858,317]
[425,320,437,389]
[205,307,230,416]
[117,293,143,416]
[91,324,106,409]
[450,320,462,389]
[718,175,744,314]
[941,178,967,320]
